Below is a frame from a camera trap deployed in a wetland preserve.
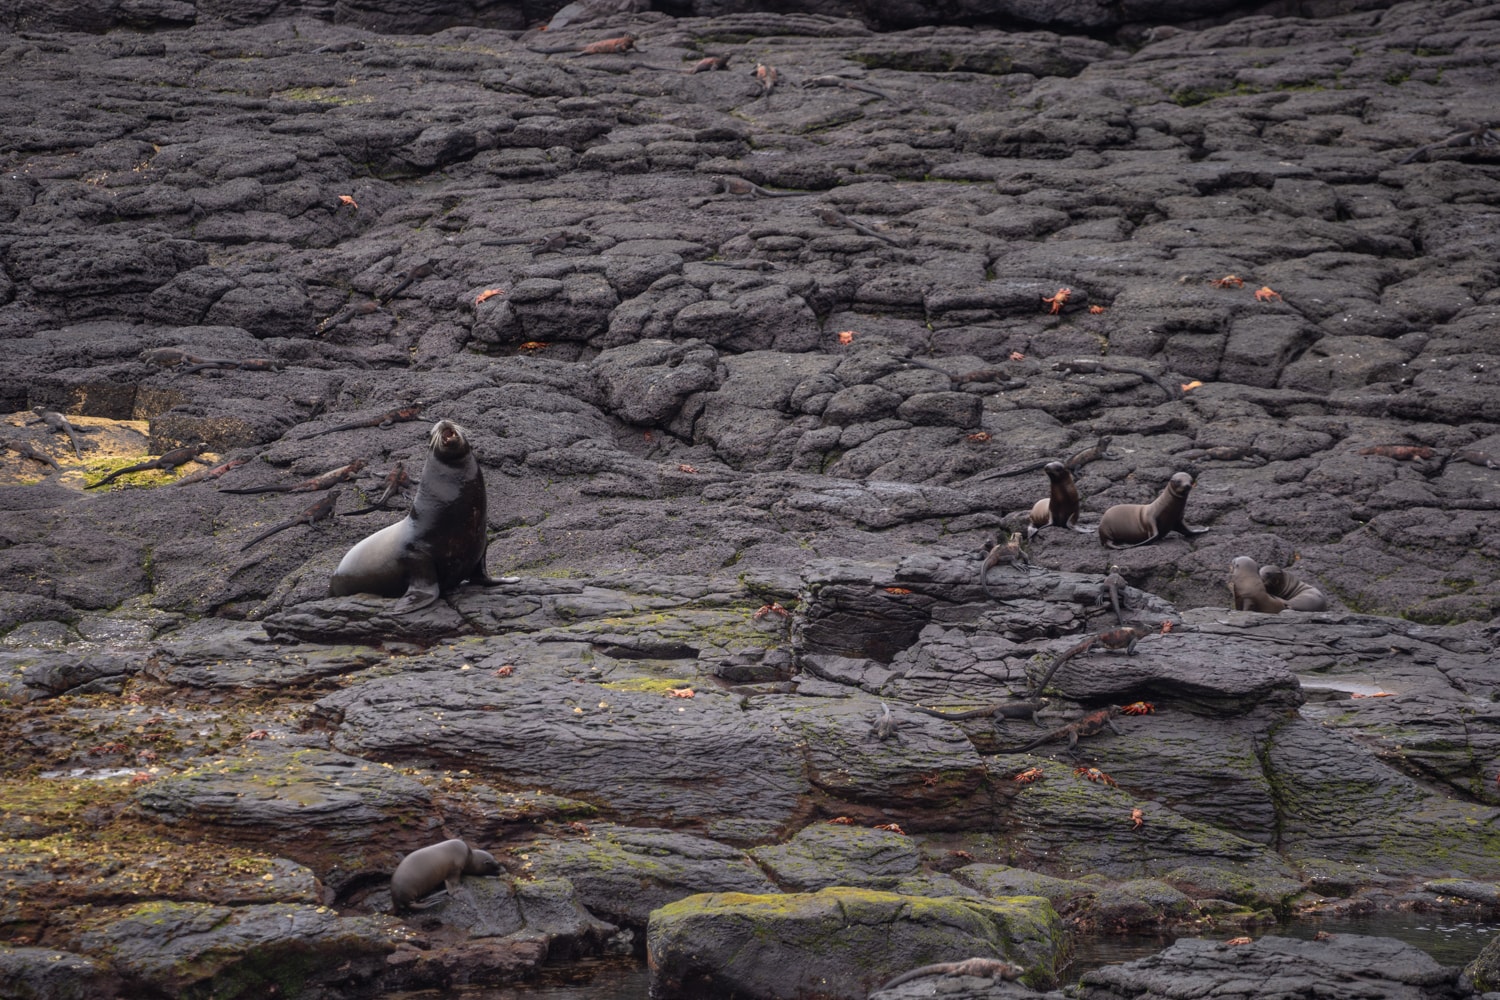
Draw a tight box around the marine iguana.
[813,206,900,245]
[344,463,411,515]
[29,407,92,459]
[87,443,209,489]
[239,490,341,552]
[1026,626,1150,699]
[219,459,365,495]
[990,706,1122,756]
[911,699,1047,727]
[299,405,423,440]
[877,957,1023,991]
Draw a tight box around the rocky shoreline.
[3,0,1500,997]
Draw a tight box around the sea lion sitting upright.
[1028,461,1092,537]
[389,838,501,914]
[329,419,502,612]
[1259,564,1329,612]
[1097,472,1209,548]
[1228,556,1286,613]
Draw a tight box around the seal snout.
[428,418,469,458]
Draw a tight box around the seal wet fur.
[329,419,501,612]
[389,838,500,913]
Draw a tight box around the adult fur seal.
[1259,564,1329,611]
[1028,461,1090,536]
[390,838,501,914]
[1097,472,1209,548]
[329,419,501,612]
[1228,556,1286,613]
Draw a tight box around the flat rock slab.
[521,824,779,928]
[648,887,1065,1000]
[72,902,403,1000]
[1074,933,1467,1000]
[131,745,445,882]
[316,655,810,841]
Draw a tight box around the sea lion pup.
[1259,564,1329,612]
[329,419,507,612]
[1228,556,1286,613]
[1027,461,1092,537]
[1097,472,1209,548]
[389,838,501,914]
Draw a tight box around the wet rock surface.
[2,0,1500,997]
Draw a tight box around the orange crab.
[1130,807,1144,830]
[1073,766,1118,787]
[883,587,912,595]
[518,341,550,351]
[245,729,269,741]
[1009,351,1026,361]
[338,194,359,209]
[677,463,699,474]
[828,816,857,825]
[874,823,906,835]
[1254,285,1281,302]
[667,688,695,699]
[1120,701,1155,716]
[1089,304,1106,315]
[1013,767,1045,784]
[474,288,504,305]
[838,330,855,345]
[1160,620,1174,634]
[1225,936,1253,946]
[966,431,992,443]
[1210,275,1244,289]
[87,742,129,756]
[754,603,789,620]
[1042,287,1072,314]
[494,665,515,677]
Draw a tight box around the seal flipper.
[466,541,520,586]
[393,565,442,614]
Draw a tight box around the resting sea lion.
[389,838,500,914]
[1097,472,1209,548]
[1028,461,1091,536]
[328,419,505,612]
[1259,564,1329,612]
[1228,556,1286,613]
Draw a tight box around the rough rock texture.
[3,0,1500,997]
[647,886,1064,998]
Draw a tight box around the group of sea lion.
[1023,462,1208,549]
[1228,556,1328,613]
[998,460,1328,616]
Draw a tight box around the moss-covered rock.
[647,886,1064,1000]
[72,901,403,999]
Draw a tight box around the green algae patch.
[0,831,320,920]
[647,886,1063,999]
[600,676,696,694]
